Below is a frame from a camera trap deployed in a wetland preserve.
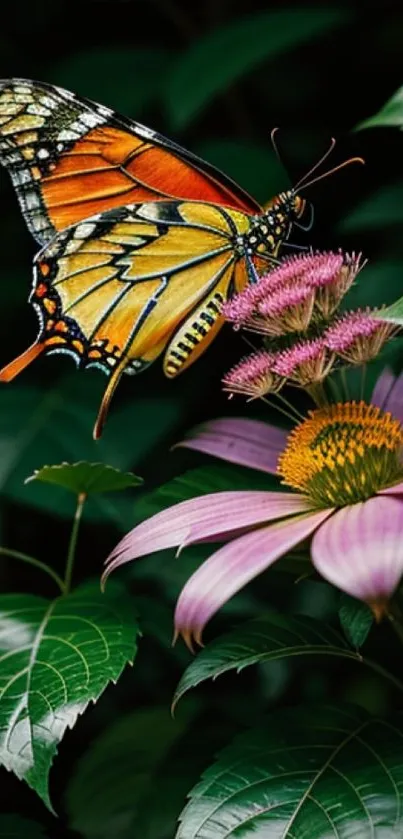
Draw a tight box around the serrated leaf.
[339,593,373,648]
[0,581,139,810]
[166,9,349,128]
[26,461,142,496]
[0,375,185,523]
[173,613,359,708]
[0,815,48,838]
[53,47,170,116]
[177,704,403,838]
[356,86,403,130]
[65,705,197,839]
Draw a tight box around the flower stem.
[0,547,65,593]
[64,492,86,594]
[387,600,403,648]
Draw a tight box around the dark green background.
[0,2,403,835]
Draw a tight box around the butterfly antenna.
[297,156,365,192]
[0,340,45,382]
[293,138,337,191]
[93,357,127,440]
[270,127,283,167]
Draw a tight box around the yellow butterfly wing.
[0,200,254,436]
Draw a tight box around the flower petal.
[378,481,403,496]
[311,496,403,606]
[174,418,288,475]
[372,368,403,423]
[371,367,395,410]
[174,508,332,647]
[103,491,313,580]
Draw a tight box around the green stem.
[387,600,403,648]
[360,363,367,401]
[0,547,65,593]
[64,493,86,594]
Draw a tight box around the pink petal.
[371,367,395,410]
[103,491,313,580]
[174,508,332,646]
[372,369,403,423]
[311,496,403,606]
[378,481,403,496]
[174,418,288,475]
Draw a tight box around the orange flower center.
[277,401,403,506]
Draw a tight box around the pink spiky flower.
[324,309,398,364]
[222,350,283,399]
[222,250,364,333]
[272,338,334,386]
[242,281,315,336]
[306,252,364,319]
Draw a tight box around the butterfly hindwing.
[0,78,261,245]
[0,199,257,434]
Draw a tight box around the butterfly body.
[0,78,309,435]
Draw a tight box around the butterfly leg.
[93,356,128,440]
[0,340,45,382]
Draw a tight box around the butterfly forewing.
[0,78,260,245]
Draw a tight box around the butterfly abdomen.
[164,292,225,377]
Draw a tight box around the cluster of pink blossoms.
[222,251,397,399]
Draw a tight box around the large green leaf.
[173,614,359,708]
[0,815,48,837]
[66,705,197,839]
[26,461,142,496]
[166,9,349,128]
[53,47,170,116]
[0,375,184,523]
[356,86,403,130]
[177,704,403,838]
[0,582,139,810]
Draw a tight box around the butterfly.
[0,79,362,437]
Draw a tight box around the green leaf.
[356,86,403,130]
[177,704,403,838]
[0,375,185,523]
[166,9,350,128]
[26,461,142,496]
[0,581,139,810]
[0,815,48,837]
[66,705,196,839]
[173,613,359,708]
[195,140,285,204]
[339,183,403,232]
[53,47,170,116]
[373,294,403,325]
[339,594,373,648]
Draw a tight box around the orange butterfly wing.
[0,200,266,436]
[0,79,261,244]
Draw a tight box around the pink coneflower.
[324,309,398,364]
[222,350,283,399]
[103,369,403,649]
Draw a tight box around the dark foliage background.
[0,1,403,836]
